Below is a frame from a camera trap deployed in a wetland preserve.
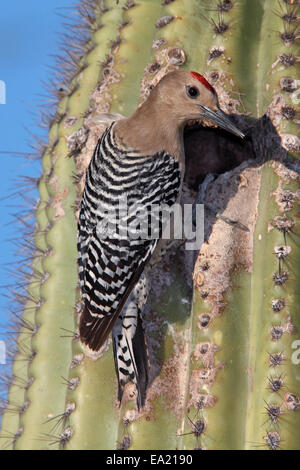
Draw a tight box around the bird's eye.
[186,85,200,99]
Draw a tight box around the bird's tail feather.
[112,275,149,409]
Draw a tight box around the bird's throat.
[114,105,185,168]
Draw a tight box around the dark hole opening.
[183,120,255,192]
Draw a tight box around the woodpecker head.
[155,70,245,138]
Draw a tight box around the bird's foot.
[193,173,249,232]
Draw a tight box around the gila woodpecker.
[77,70,244,409]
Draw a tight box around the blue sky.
[0,0,77,371]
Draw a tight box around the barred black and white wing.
[78,123,181,351]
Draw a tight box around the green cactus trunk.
[1,0,300,450]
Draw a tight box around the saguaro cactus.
[1,0,300,450]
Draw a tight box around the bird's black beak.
[199,105,245,138]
